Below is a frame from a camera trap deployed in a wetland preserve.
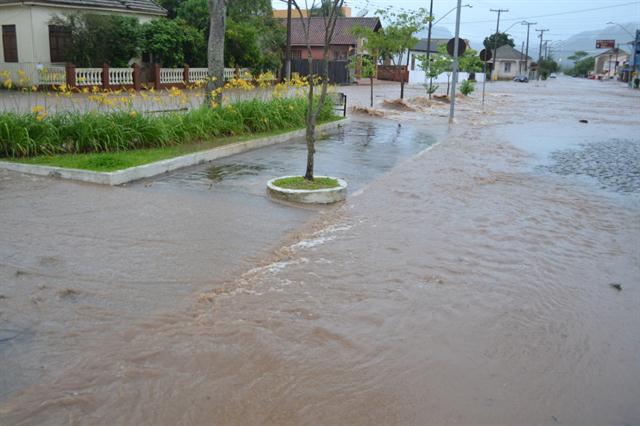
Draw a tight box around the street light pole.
[522,21,536,77]
[449,0,463,123]
[490,8,508,81]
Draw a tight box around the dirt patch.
[351,106,386,117]
[382,99,416,111]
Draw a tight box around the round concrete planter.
[267,176,347,204]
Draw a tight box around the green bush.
[459,79,475,96]
[0,97,336,158]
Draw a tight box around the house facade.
[0,0,166,83]
[285,17,382,61]
[488,45,531,80]
[594,48,629,78]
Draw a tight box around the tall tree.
[206,0,226,106]
[483,32,514,51]
[310,0,345,17]
[353,8,430,99]
[291,0,344,181]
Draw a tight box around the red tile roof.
[283,17,382,47]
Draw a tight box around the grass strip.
[272,176,340,190]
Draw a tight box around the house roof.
[491,45,531,62]
[283,17,382,47]
[595,47,629,58]
[0,0,167,15]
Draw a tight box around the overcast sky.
[273,0,640,52]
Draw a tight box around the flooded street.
[1,77,639,425]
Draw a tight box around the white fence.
[409,69,485,85]
[159,68,184,84]
[75,68,103,86]
[109,68,134,85]
[189,68,208,82]
[1,63,257,88]
[0,63,66,86]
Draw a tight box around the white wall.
[409,69,484,85]
[1,4,158,67]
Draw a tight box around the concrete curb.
[0,119,349,186]
[267,176,348,204]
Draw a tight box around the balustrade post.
[132,63,141,91]
[183,64,189,86]
[102,63,109,89]
[65,63,76,88]
[153,64,161,90]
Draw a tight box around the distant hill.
[557,22,638,68]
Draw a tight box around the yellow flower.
[31,105,45,114]
[31,85,38,92]
[82,87,89,94]
[130,111,138,118]
[3,79,13,89]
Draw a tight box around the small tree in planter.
[290,0,344,181]
[417,45,452,97]
[349,55,377,107]
[353,8,430,100]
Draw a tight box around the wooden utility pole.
[490,8,508,81]
[536,28,549,79]
[522,21,536,77]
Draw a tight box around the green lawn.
[8,121,341,172]
[272,176,340,190]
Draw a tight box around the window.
[504,62,512,73]
[49,25,71,63]
[2,25,18,63]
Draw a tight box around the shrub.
[0,97,336,158]
[460,79,474,96]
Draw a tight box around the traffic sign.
[479,49,492,62]
[447,38,467,57]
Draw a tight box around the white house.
[487,45,531,80]
[594,48,629,78]
[0,0,166,84]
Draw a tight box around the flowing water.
[1,78,639,425]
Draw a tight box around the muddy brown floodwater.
[1,77,639,425]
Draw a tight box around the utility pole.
[520,41,525,73]
[449,0,463,123]
[522,21,536,78]
[536,28,549,79]
[426,0,434,99]
[285,0,292,81]
[544,41,549,59]
[489,8,508,81]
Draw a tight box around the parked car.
[513,75,529,82]
[549,73,558,79]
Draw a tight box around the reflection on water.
[207,163,267,182]
[151,120,437,192]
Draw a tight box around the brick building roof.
[283,17,382,47]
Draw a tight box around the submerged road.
[1,77,639,425]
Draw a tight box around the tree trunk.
[304,54,316,180]
[205,0,226,106]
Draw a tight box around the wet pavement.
[144,120,439,194]
[1,77,639,425]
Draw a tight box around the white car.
[549,73,558,79]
